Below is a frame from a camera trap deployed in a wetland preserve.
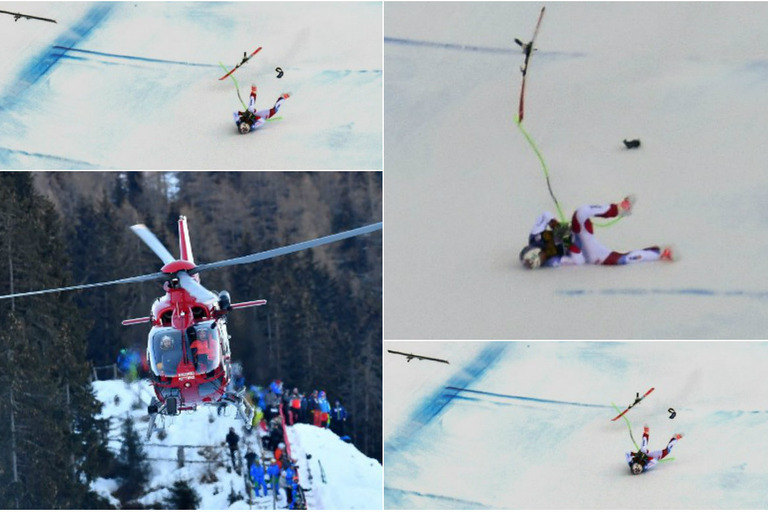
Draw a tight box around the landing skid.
[224,388,254,429]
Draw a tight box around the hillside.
[92,379,383,509]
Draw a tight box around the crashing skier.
[626,424,683,475]
[233,85,290,134]
[519,195,675,269]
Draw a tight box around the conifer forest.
[0,171,382,508]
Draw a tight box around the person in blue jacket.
[250,460,268,497]
[331,400,348,436]
[318,391,331,429]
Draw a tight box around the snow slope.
[92,379,382,509]
[0,2,382,169]
[384,340,768,509]
[383,2,768,339]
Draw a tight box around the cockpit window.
[148,328,183,377]
[147,323,221,377]
[190,321,221,373]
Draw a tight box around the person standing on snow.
[234,85,290,134]
[250,460,268,497]
[519,195,675,269]
[331,399,347,436]
[626,424,683,474]
[225,427,241,472]
[317,391,331,428]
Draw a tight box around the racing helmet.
[519,245,543,269]
[239,122,251,134]
[631,462,643,475]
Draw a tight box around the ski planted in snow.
[611,387,655,421]
[515,6,545,122]
[219,47,262,80]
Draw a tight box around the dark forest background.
[0,171,382,508]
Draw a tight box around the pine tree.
[165,480,202,509]
[113,415,150,504]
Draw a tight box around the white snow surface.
[384,340,768,509]
[383,2,768,339]
[91,379,383,510]
[0,2,382,169]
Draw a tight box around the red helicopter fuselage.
[122,217,264,414]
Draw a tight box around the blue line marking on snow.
[385,343,508,453]
[0,146,100,168]
[51,46,220,68]
[558,288,768,300]
[384,487,490,509]
[6,4,114,103]
[385,36,514,54]
[446,386,613,409]
[385,36,586,59]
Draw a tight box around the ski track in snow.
[384,2,768,339]
[384,341,768,509]
[0,2,382,169]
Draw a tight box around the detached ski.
[611,387,655,421]
[219,47,262,80]
[515,6,545,122]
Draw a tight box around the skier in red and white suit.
[519,195,674,269]
[234,85,289,134]
[626,425,683,474]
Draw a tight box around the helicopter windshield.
[189,321,221,374]
[148,328,184,377]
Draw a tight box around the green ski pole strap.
[219,62,247,110]
[612,402,640,452]
[515,117,567,224]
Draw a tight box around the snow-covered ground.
[384,340,768,509]
[92,379,382,509]
[383,2,768,339]
[0,2,382,169]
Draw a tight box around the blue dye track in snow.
[51,46,220,69]
[385,343,508,453]
[3,4,114,108]
[385,36,586,60]
[384,487,490,509]
[445,386,614,410]
[0,146,99,168]
[385,36,514,55]
[559,288,768,300]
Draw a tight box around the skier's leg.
[572,202,661,265]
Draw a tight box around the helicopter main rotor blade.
[177,271,218,303]
[191,222,382,274]
[0,271,167,301]
[131,224,176,265]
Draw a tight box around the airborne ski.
[516,6,545,122]
[219,47,262,80]
[0,9,57,23]
[611,387,655,421]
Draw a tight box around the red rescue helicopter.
[0,215,382,440]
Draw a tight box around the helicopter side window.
[189,321,221,374]
[160,310,173,326]
[148,328,183,377]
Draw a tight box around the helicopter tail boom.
[122,316,151,326]
[230,299,267,310]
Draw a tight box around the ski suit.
[250,463,268,497]
[625,427,679,472]
[233,88,286,131]
[529,203,663,267]
[267,461,281,495]
[318,394,331,428]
